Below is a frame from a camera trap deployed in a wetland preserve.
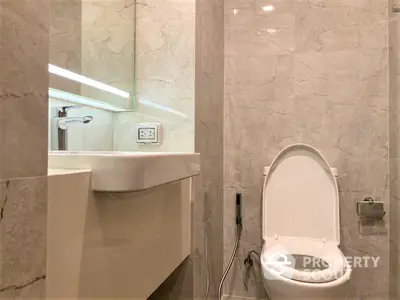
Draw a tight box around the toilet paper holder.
[356,197,386,221]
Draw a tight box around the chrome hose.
[217,224,242,300]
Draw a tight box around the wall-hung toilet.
[261,144,352,300]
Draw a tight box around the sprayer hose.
[217,224,242,300]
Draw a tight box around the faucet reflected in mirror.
[51,106,94,150]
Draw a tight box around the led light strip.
[49,88,127,112]
[139,98,189,119]
[48,64,130,99]
[48,65,190,118]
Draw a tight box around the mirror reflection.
[49,0,135,110]
[47,0,195,153]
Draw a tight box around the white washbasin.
[48,151,200,192]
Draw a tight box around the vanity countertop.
[48,151,200,192]
[48,168,92,176]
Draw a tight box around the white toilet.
[261,144,352,300]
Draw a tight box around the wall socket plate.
[136,123,161,144]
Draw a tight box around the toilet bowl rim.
[263,256,350,284]
[261,239,351,284]
[261,260,352,288]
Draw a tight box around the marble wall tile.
[225,0,295,57]
[114,108,194,152]
[0,290,14,300]
[0,3,49,179]
[0,3,49,96]
[0,177,47,296]
[224,0,389,299]
[193,0,225,299]
[388,158,399,298]
[389,0,400,298]
[14,278,46,300]
[295,0,387,53]
[114,0,195,152]
[0,1,49,298]
[0,94,48,179]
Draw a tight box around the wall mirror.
[49,0,136,111]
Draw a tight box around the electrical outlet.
[136,123,161,144]
[139,128,156,140]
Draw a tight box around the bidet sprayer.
[236,192,242,226]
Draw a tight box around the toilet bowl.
[261,144,351,300]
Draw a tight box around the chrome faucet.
[51,106,93,151]
[57,116,93,130]
[52,105,81,118]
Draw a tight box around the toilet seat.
[261,238,350,284]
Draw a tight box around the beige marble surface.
[389,0,400,298]
[114,0,195,152]
[0,178,47,298]
[0,2,49,179]
[224,0,389,299]
[0,1,49,298]
[193,0,225,299]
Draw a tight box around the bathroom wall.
[193,0,225,299]
[0,1,49,298]
[224,0,389,299]
[113,0,195,153]
[48,98,114,151]
[389,0,400,298]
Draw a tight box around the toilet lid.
[263,144,340,244]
